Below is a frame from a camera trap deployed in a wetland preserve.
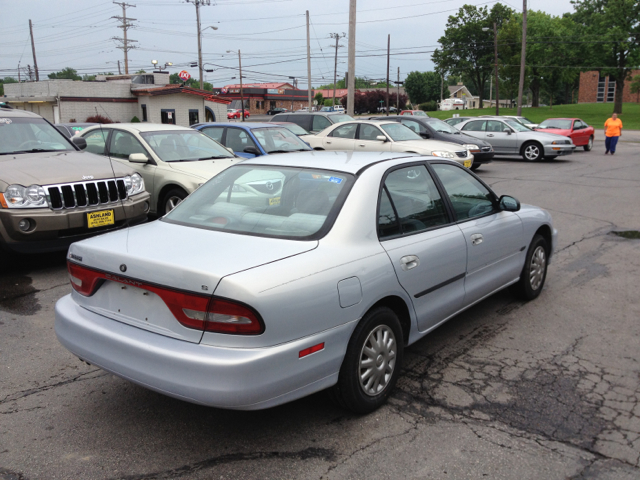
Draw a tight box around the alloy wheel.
[359,325,397,396]
[529,246,546,291]
[524,144,540,161]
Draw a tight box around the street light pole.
[238,50,244,121]
[493,22,500,116]
[517,0,527,116]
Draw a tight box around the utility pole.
[27,65,33,82]
[493,21,500,116]
[187,0,211,90]
[29,20,39,81]
[112,2,137,75]
[346,0,356,116]
[396,67,400,110]
[517,0,527,116]
[238,50,245,122]
[330,33,345,107]
[306,11,312,111]
[386,34,390,116]
[117,60,122,75]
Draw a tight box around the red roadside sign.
[179,70,191,81]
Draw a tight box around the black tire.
[583,136,593,151]
[510,234,549,301]
[159,188,187,216]
[329,307,404,414]
[470,164,480,171]
[521,142,543,161]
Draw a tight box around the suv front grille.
[47,178,128,210]
[455,151,467,158]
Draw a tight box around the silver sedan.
[55,151,556,413]
[456,117,575,161]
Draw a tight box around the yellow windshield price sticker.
[87,210,115,228]
[464,159,472,168]
[269,196,281,206]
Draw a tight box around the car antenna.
[95,106,130,229]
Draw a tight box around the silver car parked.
[457,117,575,161]
[55,151,556,413]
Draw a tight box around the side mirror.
[499,195,520,212]
[505,129,512,135]
[376,135,387,142]
[419,132,430,139]
[72,136,87,150]
[128,153,148,163]
[243,146,261,156]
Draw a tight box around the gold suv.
[0,106,150,254]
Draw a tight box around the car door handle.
[325,141,332,144]
[358,144,366,147]
[470,233,483,245]
[486,134,494,137]
[400,255,420,271]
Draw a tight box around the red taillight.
[67,261,264,335]
[68,261,105,296]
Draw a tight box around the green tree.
[0,76,18,96]
[314,92,324,105]
[404,71,441,104]
[572,0,640,113]
[135,69,147,74]
[432,3,513,108]
[48,68,81,80]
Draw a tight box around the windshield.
[251,127,311,153]
[520,117,534,125]
[504,119,531,132]
[425,118,459,134]
[380,123,422,141]
[328,114,354,123]
[538,119,572,129]
[0,117,74,154]
[278,123,309,135]
[140,130,234,162]
[163,165,354,240]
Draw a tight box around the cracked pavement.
[1,138,639,479]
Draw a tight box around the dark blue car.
[192,122,312,159]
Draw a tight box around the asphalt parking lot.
[1,135,639,480]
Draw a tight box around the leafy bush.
[85,114,113,124]
[131,116,141,123]
[419,101,438,112]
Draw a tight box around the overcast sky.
[2,0,578,88]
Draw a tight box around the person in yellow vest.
[604,113,623,155]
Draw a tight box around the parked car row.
[2,104,560,415]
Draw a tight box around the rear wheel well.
[313,147,325,150]
[367,296,412,344]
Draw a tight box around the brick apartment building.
[3,73,230,126]
[578,70,640,104]
[214,83,310,113]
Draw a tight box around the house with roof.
[3,73,230,126]
[447,83,479,109]
[215,82,310,113]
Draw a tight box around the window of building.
[597,73,606,103]
[189,109,199,125]
[141,104,147,122]
[161,109,176,125]
[607,79,616,103]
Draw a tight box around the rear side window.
[462,120,486,132]
[329,123,358,139]
[379,165,449,239]
[201,126,224,143]
[83,129,109,156]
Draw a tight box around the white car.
[81,124,240,215]
[303,120,474,168]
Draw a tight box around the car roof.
[540,117,579,121]
[0,107,42,118]
[195,122,281,129]
[241,150,429,175]
[83,123,196,133]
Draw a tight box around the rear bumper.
[55,294,352,410]
[0,193,149,254]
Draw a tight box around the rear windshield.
[327,114,354,123]
[163,165,354,240]
[0,117,74,155]
[381,123,422,141]
[425,118,459,134]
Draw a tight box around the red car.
[227,109,250,119]
[400,110,429,117]
[535,118,594,151]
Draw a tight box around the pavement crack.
[0,369,106,404]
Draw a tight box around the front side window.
[425,118,459,134]
[141,130,234,162]
[378,165,449,239]
[432,163,496,221]
[504,119,530,132]
[380,123,421,142]
[329,123,357,139]
[225,128,258,153]
[461,120,486,132]
[312,115,332,132]
[486,120,510,133]
[358,124,384,141]
[0,117,73,155]
[251,127,310,153]
[163,165,354,240]
[108,130,148,160]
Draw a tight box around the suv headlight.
[2,184,48,209]
[123,173,145,196]
[463,144,480,152]
[431,151,455,159]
